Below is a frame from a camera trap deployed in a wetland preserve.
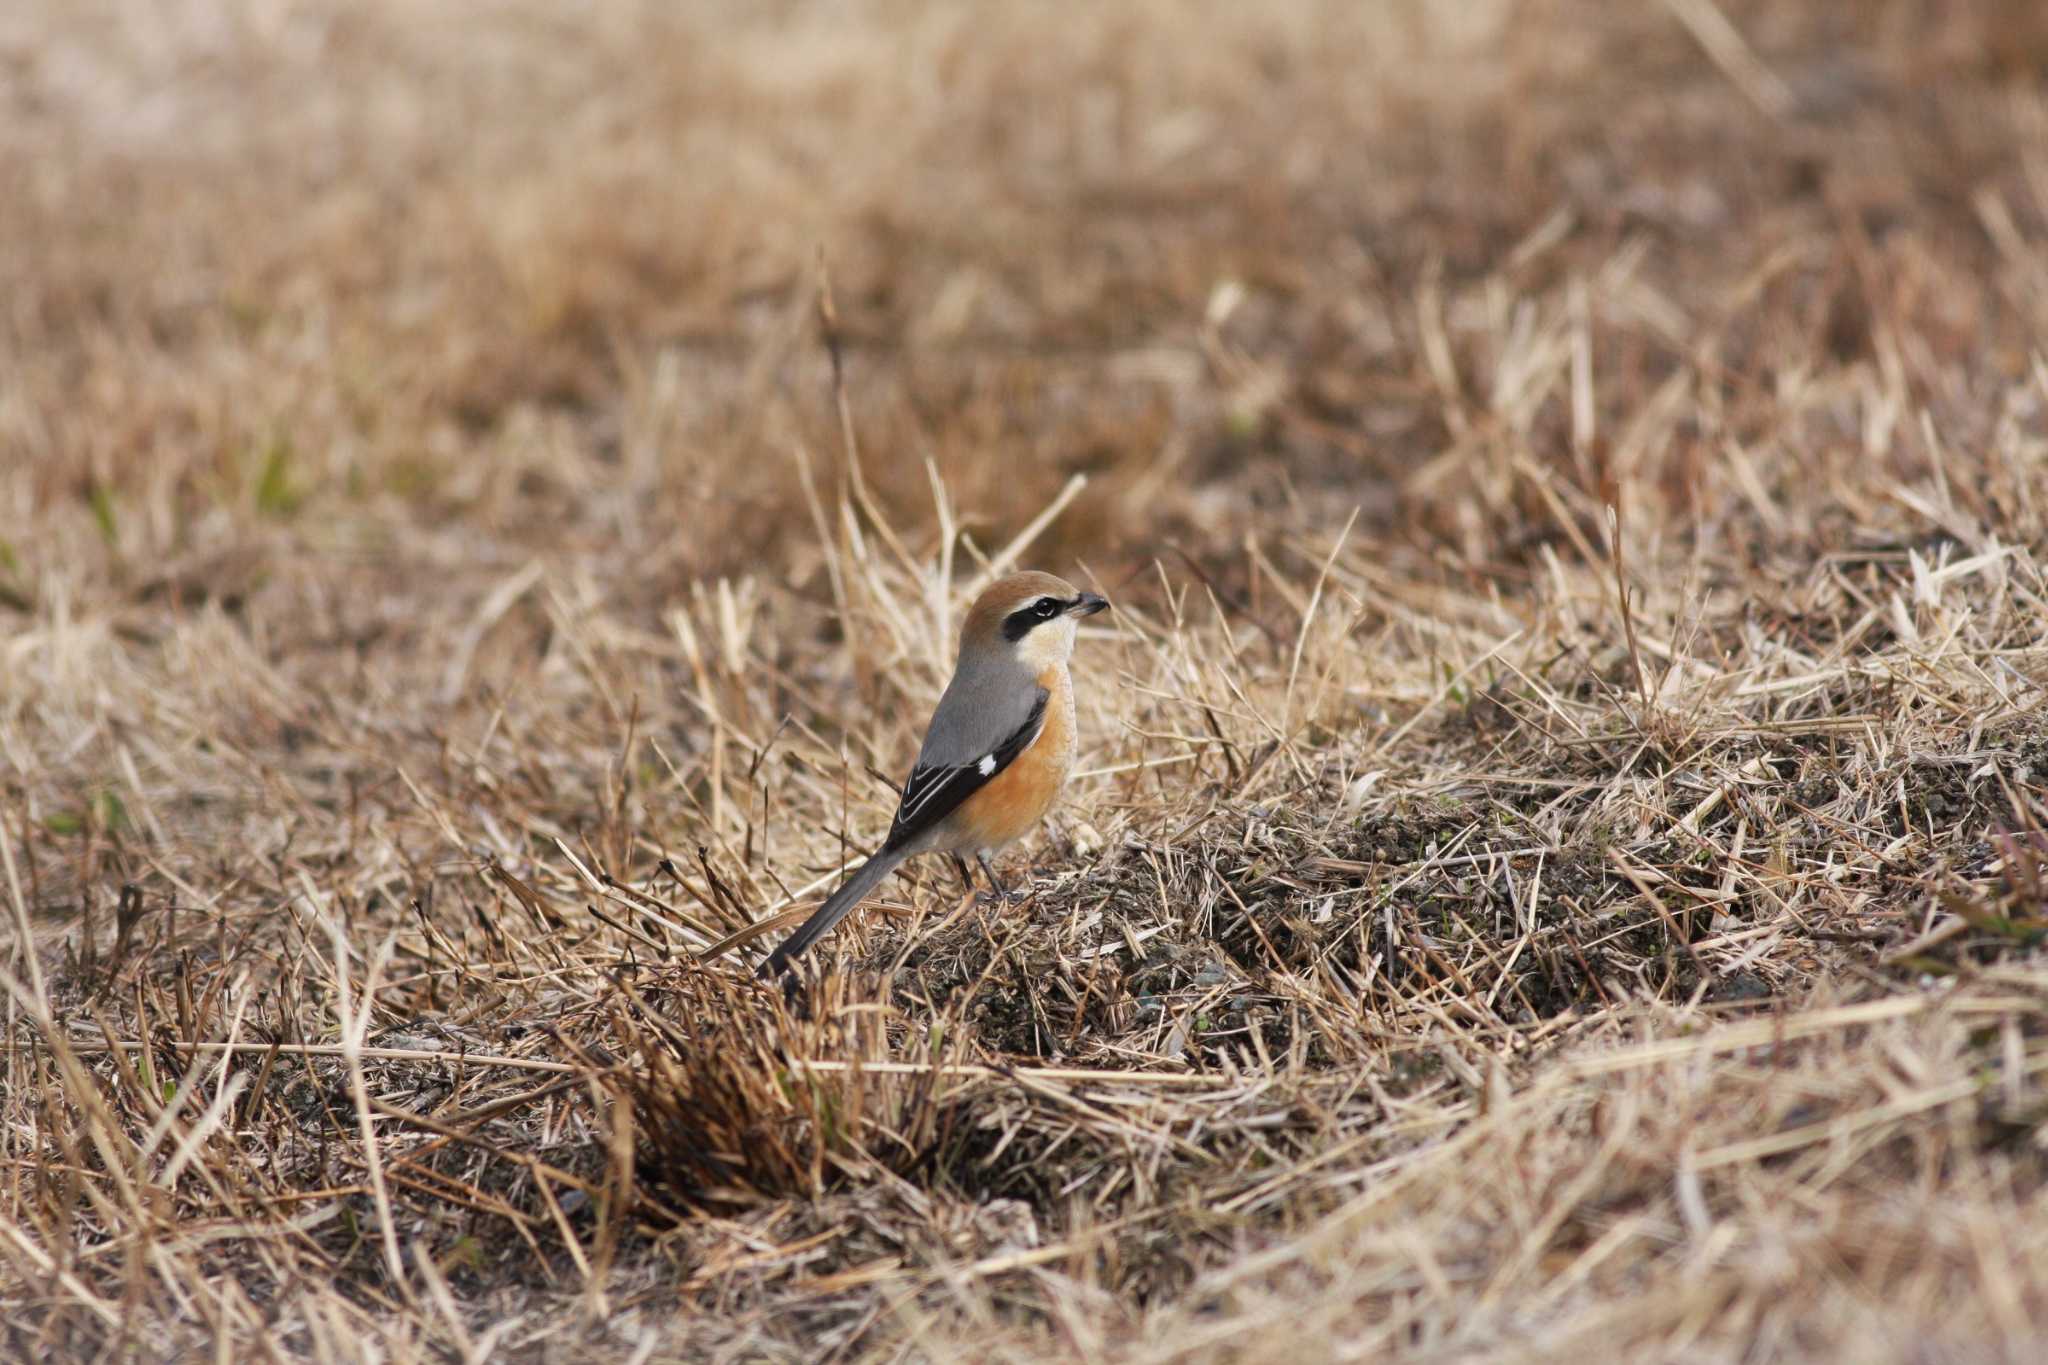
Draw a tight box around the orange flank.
[951,664,1076,853]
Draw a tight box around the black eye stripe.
[1001,596,1068,641]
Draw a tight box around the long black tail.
[758,847,908,979]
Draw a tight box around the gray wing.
[884,659,1048,852]
[912,652,1044,768]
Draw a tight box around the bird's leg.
[977,852,1025,904]
[951,853,976,897]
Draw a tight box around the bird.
[759,571,1108,980]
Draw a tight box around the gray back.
[914,649,1043,769]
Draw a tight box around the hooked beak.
[1068,592,1109,618]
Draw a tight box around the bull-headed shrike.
[761,572,1107,979]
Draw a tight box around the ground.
[5,1,2048,1360]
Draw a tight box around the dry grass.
[6,0,2048,1359]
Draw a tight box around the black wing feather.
[884,690,1048,852]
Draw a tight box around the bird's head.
[960,571,1108,672]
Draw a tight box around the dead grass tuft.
[594,966,978,1208]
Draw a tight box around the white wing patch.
[977,754,997,776]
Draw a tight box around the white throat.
[1015,616,1077,672]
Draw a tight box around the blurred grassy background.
[8,0,2044,597]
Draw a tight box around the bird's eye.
[1034,597,1060,618]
